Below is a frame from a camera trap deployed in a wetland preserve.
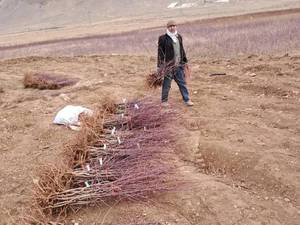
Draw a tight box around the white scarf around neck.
[166,29,178,43]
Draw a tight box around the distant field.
[0,9,299,59]
[0,0,300,47]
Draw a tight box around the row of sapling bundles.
[29,97,179,223]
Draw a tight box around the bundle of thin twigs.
[103,101,174,130]
[146,63,191,88]
[146,63,176,89]
[146,72,164,88]
[24,72,79,90]
[30,98,178,223]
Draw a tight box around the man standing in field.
[157,20,193,106]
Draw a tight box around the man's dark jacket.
[157,33,188,68]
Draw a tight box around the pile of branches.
[28,98,178,224]
[24,72,79,90]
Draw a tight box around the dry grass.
[100,97,120,114]
[23,72,79,90]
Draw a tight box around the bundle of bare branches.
[146,63,176,89]
[24,72,79,90]
[146,72,164,89]
[29,98,178,223]
[103,99,174,130]
[146,63,191,88]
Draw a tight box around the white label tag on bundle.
[122,98,127,103]
[111,127,116,135]
[134,104,139,109]
[121,113,124,118]
[103,144,107,150]
[117,137,121,144]
[99,158,103,166]
[86,164,91,171]
[85,181,90,188]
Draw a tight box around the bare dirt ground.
[0,52,299,224]
[0,3,300,225]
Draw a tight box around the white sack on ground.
[53,105,93,126]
